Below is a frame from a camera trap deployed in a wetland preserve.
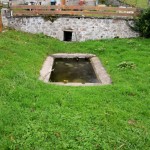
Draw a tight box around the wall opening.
[64,31,72,41]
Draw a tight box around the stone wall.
[3,15,139,41]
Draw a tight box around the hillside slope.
[0,30,150,149]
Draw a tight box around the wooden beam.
[11,5,139,18]
[11,5,137,11]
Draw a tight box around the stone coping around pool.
[39,53,112,86]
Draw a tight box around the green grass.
[121,0,148,8]
[0,30,150,149]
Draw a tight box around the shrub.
[117,61,136,70]
[134,7,150,38]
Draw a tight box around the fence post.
[0,3,2,32]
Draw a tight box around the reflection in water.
[50,58,100,83]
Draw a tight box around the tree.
[134,7,150,38]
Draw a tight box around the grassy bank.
[0,30,150,149]
[122,0,148,8]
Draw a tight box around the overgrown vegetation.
[117,61,136,70]
[134,7,150,38]
[43,15,58,22]
[121,0,148,8]
[0,30,150,149]
[98,0,148,8]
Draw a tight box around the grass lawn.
[0,30,150,149]
[121,0,148,8]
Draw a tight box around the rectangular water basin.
[50,58,100,83]
[39,53,111,86]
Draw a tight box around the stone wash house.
[1,0,139,41]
